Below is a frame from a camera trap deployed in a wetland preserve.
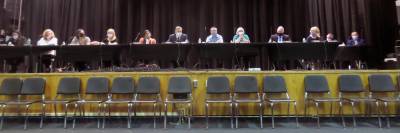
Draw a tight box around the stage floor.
[0,117,399,132]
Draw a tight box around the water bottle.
[198,38,202,44]
[25,38,31,46]
[62,41,66,46]
[302,38,306,43]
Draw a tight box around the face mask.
[176,32,182,37]
[352,36,358,40]
[78,33,85,37]
[107,33,113,38]
[238,31,244,35]
[12,35,18,40]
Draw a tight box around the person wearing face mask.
[69,29,91,45]
[306,26,322,43]
[232,27,250,43]
[346,32,365,46]
[166,26,189,43]
[0,29,8,44]
[205,27,223,43]
[103,28,118,45]
[37,29,58,46]
[325,33,338,42]
[269,26,291,43]
[7,31,26,46]
[138,30,157,44]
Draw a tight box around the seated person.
[325,33,338,42]
[7,31,26,46]
[37,29,58,46]
[166,26,189,43]
[103,28,118,45]
[69,29,91,45]
[269,26,291,43]
[346,32,365,46]
[306,26,322,43]
[205,27,223,43]
[138,30,157,44]
[232,27,250,43]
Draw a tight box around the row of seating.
[0,74,398,129]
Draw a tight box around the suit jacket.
[167,33,188,43]
[346,38,365,46]
[269,34,291,42]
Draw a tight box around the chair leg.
[97,103,102,129]
[350,102,356,128]
[127,103,132,129]
[270,103,275,129]
[315,102,320,128]
[153,103,157,129]
[0,105,6,130]
[23,104,31,130]
[294,102,299,128]
[339,101,346,128]
[188,103,191,129]
[72,103,78,129]
[40,103,46,128]
[330,101,333,117]
[205,102,209,129]
[63,104,69,129]
[54,104,57,117]
[102,103,107,129]
[304,100,308,117]
[384,102,390,128]
[230,102,234,129]
[164,103,167,129]
[259,102,263,129]
[235,102,239,128]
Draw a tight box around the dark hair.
[74,29,85,38]
[143,29,151,37]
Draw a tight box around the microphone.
[133,32,141,42]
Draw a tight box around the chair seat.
[343,97,377,102]
[0,100,41,105]
[308,97,340,102]
[206,98,232,103]
[43,99,78,104]
[378,97,400,102]
[165,99,191,103]
[104,99,132,104]
[234,98,261,103]
[266,98,295,103]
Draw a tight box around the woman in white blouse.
[37,29,58,46]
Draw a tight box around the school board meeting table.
[0,42,369,71]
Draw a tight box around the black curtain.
[20,0,398,68]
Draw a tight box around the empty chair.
[40,77,81,128]
[102,77,134,128]
[369,74,399,128]
[263,76,298,128]
[205,76,233,128]
[133,77,162,128]
[304,75,342,128]
[164,76,192,129]
[0,78,22,129]
[0,78,45,129]
[73,77,109,128]
[338,75,379,128]
[233,76,262,128]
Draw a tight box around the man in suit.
[166,26,189,43]
[346,32,365,46]
[269,26,291,43]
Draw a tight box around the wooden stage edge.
[0,69,399,116]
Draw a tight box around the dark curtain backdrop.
[20,0,398,68]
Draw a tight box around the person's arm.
[217,35,224,43]
[86,37,91,45]
[138,37,144,44]
[152,38,157,44]
[243,34,251,43]
[205,35,211,43]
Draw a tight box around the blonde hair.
[236,27,245,35]
[42,29,55,39]
[310,26,320,37]
[106,28,117,41]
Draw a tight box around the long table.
[0,42,368,72]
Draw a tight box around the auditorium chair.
[102,77,134,128]
[233,76,262,128]
[40,77,81,129]
[0,78,22,129]
[262,75,299,128]
[369,74,399,128]
[304,75,342,128]
[133,77,162,129]
[338,75,378,128]
[205,76,233,129]
[0,78,45,129]
[164,76,193,129]
[73,77,109,128]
